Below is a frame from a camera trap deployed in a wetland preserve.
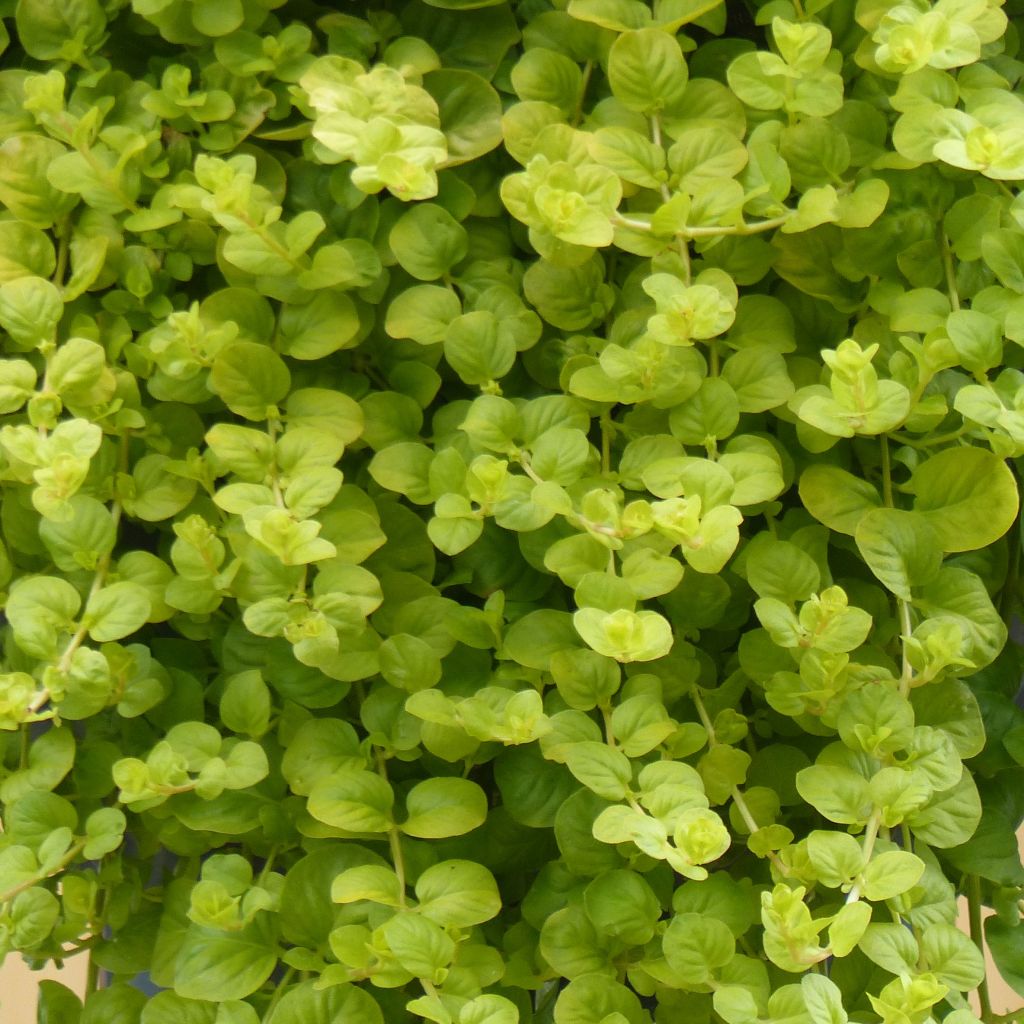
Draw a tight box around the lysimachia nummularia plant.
[0,0,1022,1022]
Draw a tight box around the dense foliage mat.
[0,0,1023,1021]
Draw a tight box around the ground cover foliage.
[0,0,1023,1021]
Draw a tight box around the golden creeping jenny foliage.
[0,0,1022,1021]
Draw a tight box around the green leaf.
[459,995,519,1024]
[331,863,402,906]
[390,204,468,281]
[745,538,820,604]
[860,922,920,974]
[191,0,244,35]
[913,566,1006,671]
[985,917,1024,998]
[141,993,217,1024]
[379,633,442,692]
[174,918,279,1000]
[553,974,646,1024]
[801,974,847,1024]
[428,495,484,554]
[550,649,620,711]
[674,807,731,867]
[583,869,660,945]
[607,28,688,114]
[669,127,748,194]
[826,899,870,960]
[421,0,508,10]
[713,986,759,1024]
[11,885,60,947]
[0,357,37,413]
[982,228,1024,292]
[838,684,914,758]
[400,777,487,837]
[414,859,501,926]
[727,52,787,111]
[905,772,982,847]
[47,337,107,399]
[721,347,794,413]
[611,694,675,757]
[39,495,115,573]
[0,134,76,228]
[80,985,148,1024]
[946,309,1002,374]
[945,810,1024,886]
[444,311,516,384]
[16,0,105,62]
[38,981,83,1024]
[381,911,455,976]
[589,127,667,189]
[795,765,871,825]
[83,807,126,859]
[264,982,382,1024]
[799,465,882,535]
[523,255,612,331]
[919,924,986,991]
[806,830,863,888]
[561,741,633,800]
[307,770,394,833]
[222,231,292,276]
[6,574,81,658]
[854,508,943,599]
[0,275,63,347]
[220,671,271,738]
[385,285,462,344]
[84,581,151,642]
[860,851,925,901]
[0,5,1018,1014]
[209,343,290,420]
[511,48,583,115]
[503,610,580,670]
[620,548,684,600]
[662,913,735,985]
[911,447,1018,553]
[573,607,674,663]
[425,69,503,166]
[125,455,198,522]
[278,292,360,360]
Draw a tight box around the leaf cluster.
[0,1,1022,1023]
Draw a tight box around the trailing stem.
[968,874,994,1023]
[880,437,916,697]
[377,752,408,907]
[844,811,880,905]
[691,688,787,874]
[261,966,296,1022]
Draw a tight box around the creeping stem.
[0,840,88,904]
[266,414,286,509]
[941,232,961,312]
[260,967,296,1022]
[52,219,70,288]
[377,752,407,907]
[844,811,880,905]
[650,114,691,285]
[880,436,916,697]
[898,599,914,699]
[27,433,128,717]
[690,688,787,873]
[968,874,994,1023]
[571,61,593,128]
[612,211,792,239]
